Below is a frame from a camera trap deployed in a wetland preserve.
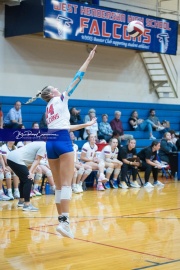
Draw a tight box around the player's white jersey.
[1,144,16,156]
[81,142,98,161]
[99,145,118,161]
[73,143,78,162]
[46,92,70,129]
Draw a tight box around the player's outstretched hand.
[88,45,97,61]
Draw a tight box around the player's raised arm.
[66,45,97,97]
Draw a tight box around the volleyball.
[127,21,144,37]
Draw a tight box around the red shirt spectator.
[110,111,124,135]
[110,111,133,142]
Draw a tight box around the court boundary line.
[132,258,180,269]
[28,227,175,261]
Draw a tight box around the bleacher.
[1,96,180,152]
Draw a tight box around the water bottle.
[174,172,178,181]
[45,182,50,195]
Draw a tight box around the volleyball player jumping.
[26,45,97,238]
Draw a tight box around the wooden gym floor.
[1,178,180,270]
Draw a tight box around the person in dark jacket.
[39,112,47,129]
[137,140,164,188]
[159,132,177,178]
[159,132,177,164]
[70,107,83,139]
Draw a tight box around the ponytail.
[25,86,53,104]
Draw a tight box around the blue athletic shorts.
[46,130,73,159]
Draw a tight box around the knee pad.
[5,172,11,179]
[84,168,92,176]
[61,186,72,200]
[78,167,84,175]
[114,168,121,176]
[0,172,4,180]
[55,189,61,204]
[106,167,114,174]
[34,173,42,181]
[46,169,52,178]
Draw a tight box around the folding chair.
[157,152,170,179]
[40,174,47,193]
[125,169,144,187]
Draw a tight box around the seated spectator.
[137,141,164,188]
[70,108,83,139]
[99,114,113,142]
[33,157,56,196]
[84,108,96,123]
[111,130,122,149]
[83,112,98,139]
[0,150,11,201]
[70,107,81,124]
[118,139,141,188]
[0,103,3,129]
[39,112,47,129]
[169,130,178,145]
[32,122,39,129]
[148,109,165,131]
[1,141,20,199]
[80,134,107,191]
[110,111,133,142]
[99,138,122,189]
[70,132,92,193]
[4,101,23,129]
[129,110,158,140]
[159,132,177,165]
[160,120,170,134]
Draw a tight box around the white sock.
[14,188,19,192]
[0,189,3,194]
[62,213,69,223]
[8,188,12,193]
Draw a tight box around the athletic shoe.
[144,182,154,188]
[23,204,39,212]
[17,200,24,207]
[77,183,83,193]
[98,174,108,183]
[119,182,129,189]
[104,181,111,189]
[150,135,156,140]
[130,181,141,188]
[154,180,165,187]
[30,191,36,198]
[33,189,42,196]
[56,221,74,239]
[72,184,81,194]
[156,126,165,131]
[14,190,20,199]
[0,193,11,201]
[7,190,14,200]
[110,179,118,189]
[97,182,105,191]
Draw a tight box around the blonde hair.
[25,86,54,104]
